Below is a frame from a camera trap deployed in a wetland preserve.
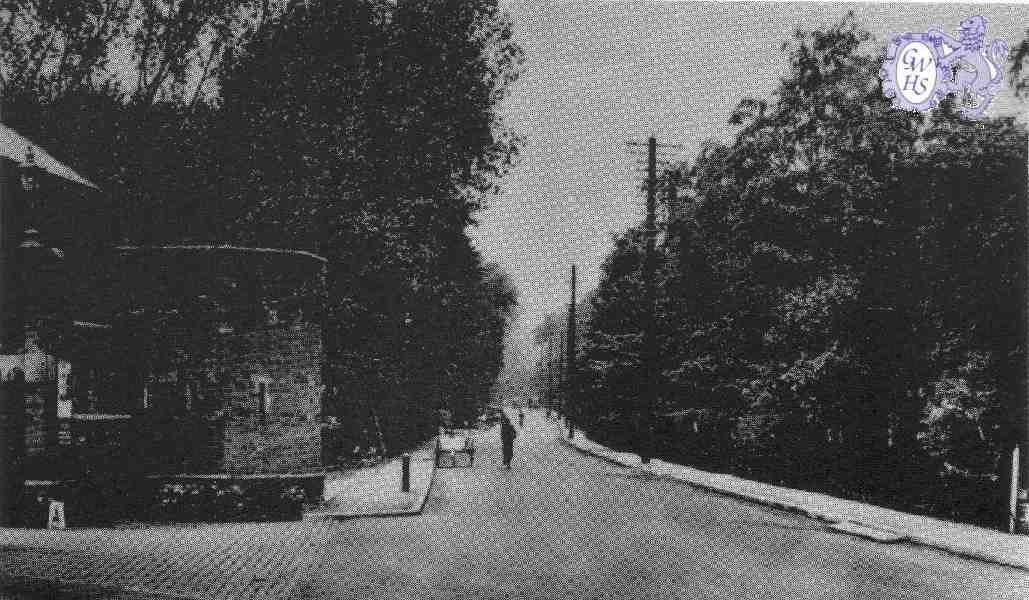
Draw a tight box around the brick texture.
[23,320,324,478]
[214,321,324,475]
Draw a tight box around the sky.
[467,1,1029,369]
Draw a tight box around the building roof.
[27,243,328,338]
[0,123,98,189]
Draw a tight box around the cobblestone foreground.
[1,519,339,598]
[2,411,1028,599]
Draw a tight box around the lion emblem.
[928,16,1009,118]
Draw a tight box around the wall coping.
[115,244,327,264]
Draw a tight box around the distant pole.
[1019,133,1029,533]
[639,137,658,465]
[552,333,559,415]
[566,264,577,436]
[546,333,555,416]
[1010,445,1021,533]
[558,323,567,425]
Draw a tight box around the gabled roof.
[0,123,98,189]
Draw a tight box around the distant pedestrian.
[518,409,525,428]
[500,413,517,469]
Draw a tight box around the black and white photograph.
[0,0,1028,598]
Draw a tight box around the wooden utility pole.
[546,333,557,414]
[626,136,684,465]
[639,137,658,464]
[1020,134,1029,531]
[557,323,566,413]
[565,265,576,430]
[1017,135,1029,533]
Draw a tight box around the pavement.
[556,415,1029,572]
[0,409,1027,599]
[308,440,437,519]
[0,440,440,598]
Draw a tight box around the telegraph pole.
[565,265,577,436]
[639,137,658,464]
[1024,133,1029,531]
[1017,135,1029,533]
[557,323,566,419]
[626,136,682,465]
[546,333,556,415]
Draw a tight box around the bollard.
[401,453,411,492]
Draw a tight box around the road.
[2,409,1027,599]
[295,409,1029,599]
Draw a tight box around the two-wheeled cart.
[435,427,476,467]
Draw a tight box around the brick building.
[21,245,328,485]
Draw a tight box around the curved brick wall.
[216,321,324,475]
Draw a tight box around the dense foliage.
[2,0,521,454]
[210,0,521,449]
[556,14,1028,528]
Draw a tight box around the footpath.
[554,416,1029,572]
[0,441,438,599]
[308,440,437,519]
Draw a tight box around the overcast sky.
[470,1,1029,369]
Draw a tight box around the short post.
[401,453,411,492]
[1010,445,1021,533]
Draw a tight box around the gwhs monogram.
[880,16,1008,119]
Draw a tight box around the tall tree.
[583,13,1027,524]
[212,0,523,450]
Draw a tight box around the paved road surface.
[296,410,1029,599]
[3,409,1028,599]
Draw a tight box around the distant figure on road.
[518,410,525,428]
[501,413,517,469]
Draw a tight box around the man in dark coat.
[500,413,517,469]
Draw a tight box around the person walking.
[500,413,517,469]
[518,409,525,428]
